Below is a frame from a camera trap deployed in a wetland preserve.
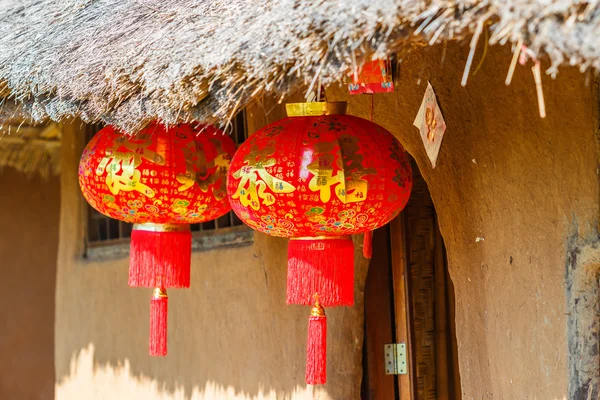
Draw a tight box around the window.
[84,112,253,260]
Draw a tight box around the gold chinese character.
[96,136,165,197]
[306,136,375,204]
[307,141,344,203]
[176,138,231,200]
[175,140,197,192]
[231,141,295,210]
[196,138,230,200]
[339,134,375,203]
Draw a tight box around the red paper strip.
[348,59,394,94]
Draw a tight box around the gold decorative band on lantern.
[290,236,351,241]
[286,102,348,117]
[133,223,190,233]
[153,287,168,299]
[310,295,325,318]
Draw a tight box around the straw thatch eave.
[0,122,61,178]
[0,0,598,133]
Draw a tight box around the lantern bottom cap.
[290,235,351,241]
[133,223,190,233]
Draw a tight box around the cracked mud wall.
[566,239,599,400]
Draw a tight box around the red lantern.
[227,102,412,384]
[79,122,236,356]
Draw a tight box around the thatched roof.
[0,1,598,133]
[0,123,61,178]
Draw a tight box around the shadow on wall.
[0,169,59,400]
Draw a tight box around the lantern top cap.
[286,102,347,117]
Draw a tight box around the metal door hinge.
[384,343,407,375]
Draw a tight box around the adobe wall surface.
[54,106,369,400]
[0,169,59,399]
[54,40,600,400]
[329,42,600,399]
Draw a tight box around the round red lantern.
[79,122,236,356]
[226,102,412,384]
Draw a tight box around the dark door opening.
[362,162,461,400]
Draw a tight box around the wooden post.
[434,219,450,400]
[390,213,416,400]
[363,227,397,399]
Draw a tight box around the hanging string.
[440,40,448,67]
[363,93,375,259]
[472,28,489,77]
[319,84,327,102]
[316,77,322,103]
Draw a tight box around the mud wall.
[329,42,600,399]
[0,169,59,399]
[53,40,600,400]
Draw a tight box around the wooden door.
[362,164,460,400]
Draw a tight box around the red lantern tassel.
[150,287,168,357]
[130,223,191,288]
[363,230,373,259]
[287,236,354,307]
[306,297,327,385]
